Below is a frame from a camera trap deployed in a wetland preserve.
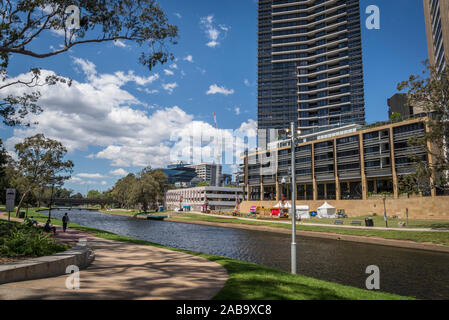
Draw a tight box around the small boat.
[134,213,168,221]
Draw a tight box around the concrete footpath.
[0,214,228,300]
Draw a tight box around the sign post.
[5,188,16,229]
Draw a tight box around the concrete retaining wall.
[240,196,449,219]
[0,246,95,285]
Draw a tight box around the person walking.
[62,213,70,232]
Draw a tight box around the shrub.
[0,222,69,257]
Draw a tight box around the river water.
[43,208,449,299]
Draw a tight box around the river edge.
[0,211,410,300]
[99,210,449,253]
[163,216,449,254]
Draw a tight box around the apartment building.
[423,0,449,73]
[258,0,365,134]
[187,163,222,186]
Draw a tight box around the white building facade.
[165,186,244,211]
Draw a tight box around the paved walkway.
[188,212,449,232]
[0,213,228,300]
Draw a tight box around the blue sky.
[0,0,430,194]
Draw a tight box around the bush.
[0,222,69,257]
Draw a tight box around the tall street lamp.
[286,121,300,275]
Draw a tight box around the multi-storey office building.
[187,163,222,186]
[388,93,426,119]
[165,187,244,211]
[258,0,365,135]
[424,0,449,73]
[243,118,437,202]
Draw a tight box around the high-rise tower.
[257,0,365,135]
[423,0,449,74]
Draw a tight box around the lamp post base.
[291,242,297,275]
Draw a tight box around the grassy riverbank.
[301,215,449,229]
[167,213,449,246]
[3,209,411,300]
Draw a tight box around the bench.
[351,221,362,226]
[334,220,344,225]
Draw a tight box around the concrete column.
[333,139,340,200]
[359,133,368,200]
[389,127,399,199]
[324,183,327,200]
[260,183,264,201]
[425,121,437,197]
[311,143,317,200]
[275,176,280,201]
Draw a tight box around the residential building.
[165,186,244,211]
[423,0,449,73]
[388,93,426,119]
[187,163,222,186]
[258,0,365,135]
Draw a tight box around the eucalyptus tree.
[0,0,178,126]
[12,133,74,215]
[397,62,449,193]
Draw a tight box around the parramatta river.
[43,208,449,300]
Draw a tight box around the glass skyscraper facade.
[258,0,365,135]
[424,0,449,74]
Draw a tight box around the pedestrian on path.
[44,220,57,235]
[62,213,70,232]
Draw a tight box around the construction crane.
[213,112,221,187]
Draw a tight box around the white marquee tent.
[317,202,337,218]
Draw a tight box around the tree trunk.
[15,189,31,217]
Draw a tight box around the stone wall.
[240,196,449,220]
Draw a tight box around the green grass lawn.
[168,213,449,246]
[300,215,449,229]
[4,208,412,300]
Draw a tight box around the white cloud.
[183,55,194,63]
[244,79,252,87]
[110,168,128,176]
[206,84,234,96]
[113,39,127,48]
[1,60,256,170]
[76,173,107,179]
[68,176,105,186]
[145,88,159,94]
[235,107,241,115]
[174,13,182,19]
[196,67,206,75]
[169,63,178,69]
[162,82,178,94]
[200,15,229,48]
[73,57,160,87]
[164,69,174,76]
